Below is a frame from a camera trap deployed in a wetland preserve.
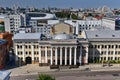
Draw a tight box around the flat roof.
[85,29,120,39]
[13,33,41,40]
[0,39,7,45]
[0,71,11,80]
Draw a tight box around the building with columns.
[13,22,120,66]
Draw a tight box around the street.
[10,70,120,80]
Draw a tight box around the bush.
[37,74,55,80]
[109,60,116,63]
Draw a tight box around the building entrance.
[25,57,32,64]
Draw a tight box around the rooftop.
[0,39,7,45]
[13,33,41,40]
[52,32,74,40]
[85,29,120,39]
[0,71,11,80]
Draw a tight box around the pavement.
[5,63,120,77]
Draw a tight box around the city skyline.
[0,0,120,8]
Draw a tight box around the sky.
[0,0,120,8]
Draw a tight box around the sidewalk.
[7,64,120,76]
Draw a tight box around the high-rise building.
[4,13,26,33]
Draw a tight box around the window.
[34,51,36,55]
[20,52,22,55]
[20,45,22,49]
[111,51,113,55]
[26,52,28,55]
[29,45,31,49]
[101,51,103,55]
[105,45,107,48]
[112,45,114,48]
[29,52,31,55]
[118,51,120,54]
[115,57,117,60]
[95,35,98,37]
[95,45,97,48]
[18,52,19,55]
[102,45,104,48]
[98,45,100,48]
[17,45,19,48]
[115,51,117,54]
[108,51,110,55]
[25,45,27,49]
[112,35,115,37]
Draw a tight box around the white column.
[60,47,62,65]
[100,45,102,61]
[22,44,25,61]
[65,47,67,65]
[113,45,115,60]
[93,45,95,63]
[50,47,53,65]
[69,47,72,65]
[79,46,82,65]
[55,47,58,65]
[15,45,18,61]
[39,46,41,63]
[31,45,34,61]
[106,45,108,61]
[74,47,77,65]
[45,46,48,63]
[85,46,88,64]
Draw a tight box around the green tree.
[71,14,78,20]
[37,74,55,80]
[55,12,70,19]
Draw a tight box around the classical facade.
[13,22,120,66]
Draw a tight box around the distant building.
[0,14,8,32]
[17,26,33,33]
[26,12,56,35]
[4,13,26,33]
[48,20,102,35]
[2,12,56,34]
[102,17,115,30]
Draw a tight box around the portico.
[38,45,78,66]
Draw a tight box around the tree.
[37,74,55,80]
[71,14,78,20]
[55,12,70,19]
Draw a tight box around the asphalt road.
[10,70,120,80]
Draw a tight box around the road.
[10,70,120,80]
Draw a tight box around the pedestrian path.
[6,64,120,76]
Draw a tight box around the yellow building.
[13,22,120,67]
